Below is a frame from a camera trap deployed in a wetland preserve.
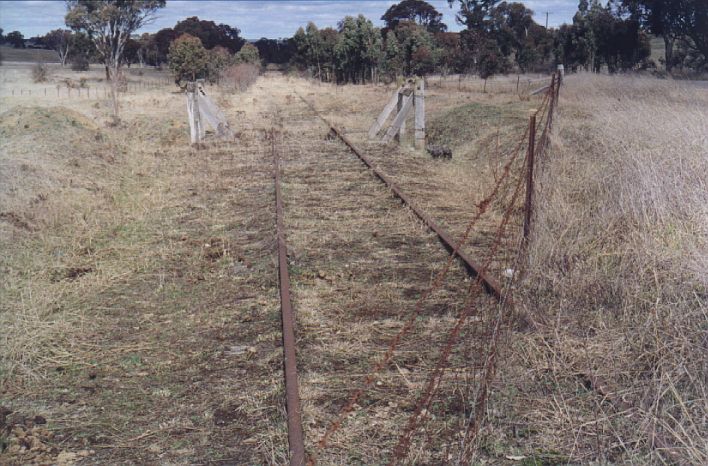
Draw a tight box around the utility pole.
[545,11,549,29]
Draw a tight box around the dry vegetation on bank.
[507,74,707,464]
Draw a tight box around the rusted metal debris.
[296,93,503,300]
[271,130,306,466]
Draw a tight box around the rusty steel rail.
[296,93,503,300]
[271,130,306,466]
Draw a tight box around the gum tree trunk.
[664,35,675,72]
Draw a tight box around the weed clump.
[70,55,89,71]
[31,63,48,83]
[222,63,260,92]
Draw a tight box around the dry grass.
[502,73,708,464]
[1,67,289,464]
[222,63,260,92]
[3,64,703,465]
[269,84,493,463]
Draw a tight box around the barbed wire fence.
[306,71,561,465]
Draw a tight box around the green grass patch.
[427,101,526,150]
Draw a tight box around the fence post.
[547,73,554,122]
[414,78,425,149]
[395,90,405,143]
[523,109,537,241]
[186,82,202,145]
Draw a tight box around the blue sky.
[0,1,579,40]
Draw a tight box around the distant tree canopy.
[234,43,261,65]
[168,33,210,82]
[6,31,25,48]
[382,0,448,33]
[65,0,166,118]
[12,0,703,88]
[287,0,703,84]
[624,0,708,71]
[554,0,651,73]
[43,29,74,66]
[137,16,246,67]
[172,16,245,52]
[254,38,295,64]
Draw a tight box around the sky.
[0,0,579,40]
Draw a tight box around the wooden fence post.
[395,90,406,143]
[414,78,425,149]
[523,109,537,240]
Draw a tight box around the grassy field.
[0,63,706,465]
[0,46,60,63]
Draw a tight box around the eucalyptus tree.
[65,0,166,120]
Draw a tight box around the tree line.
[2,0,705,82]
[285,0,706,83]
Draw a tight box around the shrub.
[208,46,232,83]
[32,63,48,83]
[234,43,260,66]
[222,63,260,92]
[168,33,209,83]
[71,55,89,71]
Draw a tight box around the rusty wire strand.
[307,106,532,466]
[460,81,560,464]
[390,144,531,464]
[399,78,560,462]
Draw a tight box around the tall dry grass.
[518,73,707,463]
[222,63,260,92]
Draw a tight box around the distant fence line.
[0,78,173,99]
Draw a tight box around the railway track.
[268,85,503,463]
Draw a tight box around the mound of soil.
[0,106,98,136]
[426,101,525,155]
[0,106,115,233]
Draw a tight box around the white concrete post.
[414,79,425,149]
[186,82,202,145]
[395,90,406,143]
